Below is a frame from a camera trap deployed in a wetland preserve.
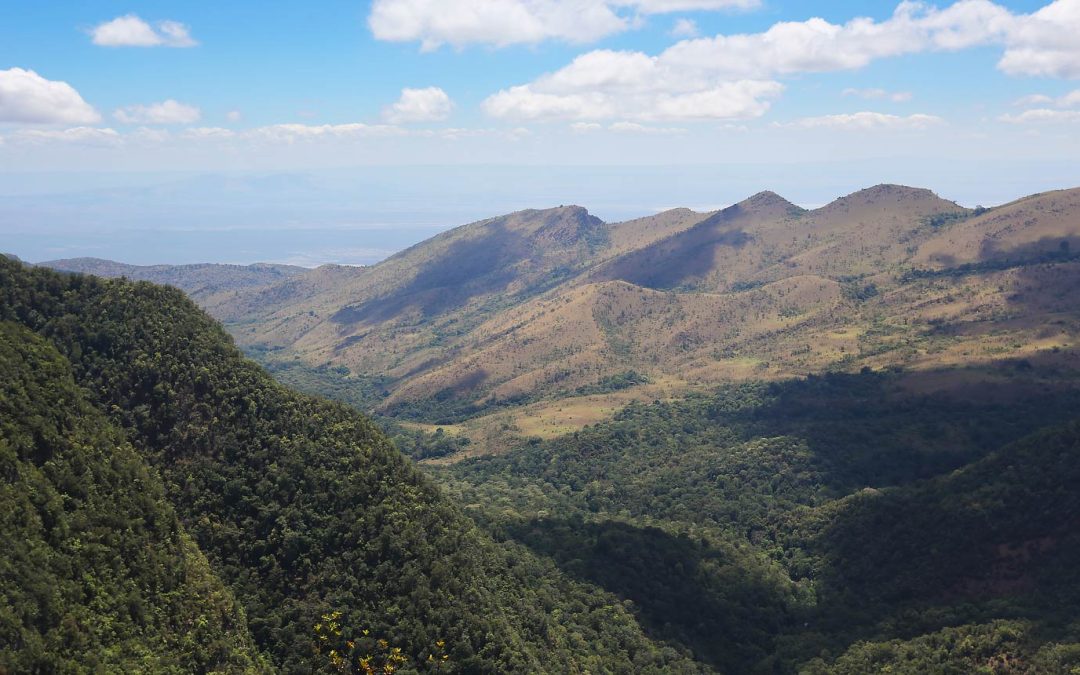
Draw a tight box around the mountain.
[7,182,1080,672]
[39,258,308,313]
[0,257,706,673]
[173,185,1080,454]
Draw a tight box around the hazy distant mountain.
[38,257,308,311]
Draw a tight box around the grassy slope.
[171,185,1080,457]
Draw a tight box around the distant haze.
[5,161,1079,266]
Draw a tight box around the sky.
[3,0,1080,265]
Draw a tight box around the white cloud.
[483,1,1080,124]
[247,123,408,143]
[1012,93,1055,107]
[129,127,172,143]
[90,14,197,48]
[1000,108,1080,123]
[0,68,100,124]
[184,127,238,139]
[669,18,699,38]
[570,122,603,133]
[997,0,1080,78]
[1013,89,1080,108]
[10,126,120,144]
[0,121,538,148]
[843,87,913,102]
[482,47,783,121]
[368,0,757,50]
[569,120,687,133]
[226,110,243,122]
[609,121,686,133]
[783,112,944,130]
[114,100,201,125]
[626,0,758,10]
[383,87,454,123]
[1004,87,1080,122]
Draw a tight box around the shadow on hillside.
[794,419,1080,667]
[506,516,792,673]
[331,222,523,326]
[717,363,1080,492]
[597,205,751,290]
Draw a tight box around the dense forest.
[437,373,1080,672]
[4,253,1080,673]
[0,257,703,673]
[0,322,265,672]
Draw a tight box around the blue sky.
[2,1,1080,264]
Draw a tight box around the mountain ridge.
[35,184,1080,455]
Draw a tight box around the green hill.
[0,321,265,673]
[0,256,705,673]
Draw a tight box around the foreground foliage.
[0,322,265,673]
[0,258,703,673]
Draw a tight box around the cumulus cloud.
[383,87,454,123]
[0,68,100,124]
[997,0,1080,77]
[90,14,197,47]
[783,112,944,130]
[114,100,201,125]
[482,48,783,121]
[226,110,243,122]
[368,0,757,50]
[843,87,913,102]
[482,1,1080,124]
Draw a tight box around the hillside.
[0,257,707,673]
[163,185,1080,454]
[438,369,1080,672]
[0,321,265,673]
[39,258,308,313]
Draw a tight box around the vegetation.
[571,370,650,396]
[0,322,265,673]
[9,183,1080,673]
[437,371,1080,672]
[0,257,705,673]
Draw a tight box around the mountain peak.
[736,190,802,217]
[828,184,941,207]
